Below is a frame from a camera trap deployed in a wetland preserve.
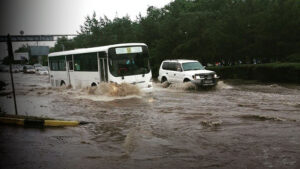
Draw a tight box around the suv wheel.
[161,77,167,83]
[183,79,190,83]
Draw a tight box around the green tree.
[50,0,300,76]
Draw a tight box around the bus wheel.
[60,81,66,86]
[91,83,97,87]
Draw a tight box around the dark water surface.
[0,73,300,169]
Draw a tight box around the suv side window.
[162,62,169,70]
[162,62,181,71]
[174,63,182,71]
[169,62,182,71]
[168,62,176,71]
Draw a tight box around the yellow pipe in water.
[0,117,81,127]
[44,120,79,127]
[0,117,24,125]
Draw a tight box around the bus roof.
[48,43,146,57]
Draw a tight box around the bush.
[208,63,300,83]
[286,53,300,63]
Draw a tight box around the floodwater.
[0,72,300,169]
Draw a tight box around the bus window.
[74,53,97,71]
[49,55,65,71]
[75,62,80,71]
[69,61,73,70]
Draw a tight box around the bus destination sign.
[115,46,142,54]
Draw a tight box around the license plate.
[204,80,212,84]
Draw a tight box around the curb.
[0,117,84,127]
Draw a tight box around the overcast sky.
[0,0,172,59]
[0,0,172,35]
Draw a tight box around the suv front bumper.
[192,78,218,86]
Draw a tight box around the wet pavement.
[0,72,300,169]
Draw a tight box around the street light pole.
[7,34,18,115]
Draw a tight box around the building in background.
[30,46,49,65]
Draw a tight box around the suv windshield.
[182,62,204,71]
[108,46,150,77]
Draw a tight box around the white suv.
[158,60,219,86]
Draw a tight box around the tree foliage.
[15,44,30,53]
[51,0,300,76]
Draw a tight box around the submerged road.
[0,72,300,169]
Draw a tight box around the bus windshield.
[108,46,150,77]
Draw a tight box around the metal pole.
[7,34,18,115]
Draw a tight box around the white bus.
[48,43,153,91]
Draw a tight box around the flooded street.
[0,72,300,169]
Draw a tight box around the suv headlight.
[214,74,218,78]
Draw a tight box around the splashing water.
[21,82,142,102]
[168,82,198,91]
[161,81,171,88]
[157,81,197,91]
[200,120,223,127]
[157,81,232,91]
[74,83,143,102]
[216,81,233,90]
[85,83,141,97]
[156,80,233,92]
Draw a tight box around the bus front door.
[99,58,108,82]
[66,60,73,86]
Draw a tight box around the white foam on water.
[216,81,233,90]
[154,81,197,91]
[154,81,233,92]
[75,94,142,102]
[168,82,197,91]
[74,83,143,102]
